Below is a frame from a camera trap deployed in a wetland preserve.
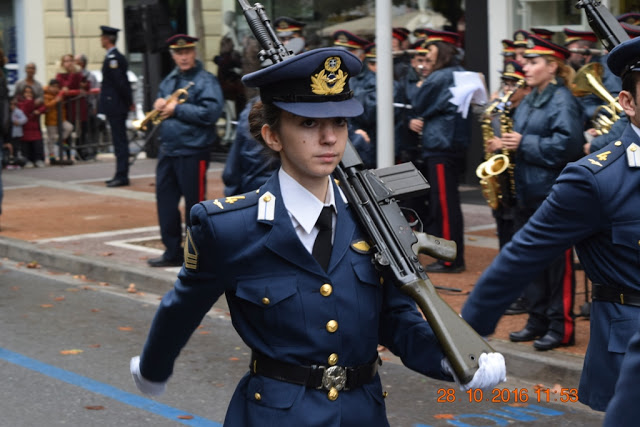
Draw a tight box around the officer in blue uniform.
[462,34,640,413]
[98,26,132,187]
[131,47,506,426]
[410,29,471,273]
[147,35,224,267]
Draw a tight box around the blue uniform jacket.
[461,125,640,411]
[511,82,583,209]
[139,172,450,426]
[410,65,471,156]
[222,97,279,196]
[604,328,640,425]
[157,60,224,156]
[98,48,132,116]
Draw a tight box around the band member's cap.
[332,30,368,50]
[530,27,555,40]
[524,34,570,60]
[242,47,363,118]
[501,60,525,81]
[501,39,515,57]
[563,28,598,45]
[618,12,640,26]
[364,43,376,59]
[100,26,120,36]
[273,17,306,37]
[166,34,198,49]
[410,39,429,53]
[423,29,461,47]
[392,27,410,42]
[621,22,640,39]
[513,30,530,46]
[607,36,640,78]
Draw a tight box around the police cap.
[332,30,368,50]
[100,26,120,36]
[166,34,198,50]
[501,60,525,81]
[523,34,570,60]
[607,36,640,78]
[513,30,530,47]
[273,17,306,37]
[563,28,597,45]
[530,27,555,40]
[242,47,363,119]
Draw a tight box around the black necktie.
[312,206,333,271]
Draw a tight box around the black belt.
[250,351,381,392]
[592,283,640,307]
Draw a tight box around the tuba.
[133,82,195,131]
[476,79,525,210]
[571,63,622,135]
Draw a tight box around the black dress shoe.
[504,298,528,315]
[424,261,466,273]
[533,331,575,351]
[106,178,130,187]
[148,256,184,267]
[509,327,545,342]
[105,177,116,184]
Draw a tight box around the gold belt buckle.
[320,365,347,391]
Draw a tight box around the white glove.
[441,352,507,391]
[130,356,167,396]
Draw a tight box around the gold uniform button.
[328,387,339,400]
[326,320,338,333]
[637,240,640,246]
[320,284,332,296]
[632,146,638,152]
[254,392,262,401]
[262,297,270,305]
[615,141,622,146]
[328,353,338,366]
[263,195,271,202]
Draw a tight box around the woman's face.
[426,44,439,66]
[523,56,557,90]
[263,111,348,188]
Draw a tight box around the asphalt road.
[0,260,605,427]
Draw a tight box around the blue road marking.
[0,347,222,426]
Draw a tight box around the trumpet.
[571,63,622,135]
[133,82,194,131]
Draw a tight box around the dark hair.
[622,71,640,100]
[248,100,282,157]
[49,79,60,86]
[430,41,459,71]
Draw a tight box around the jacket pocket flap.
[352,260,381,287]
[236,275,298,307]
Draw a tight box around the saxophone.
[476,79,524,210]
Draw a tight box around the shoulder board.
[579,140,625,174]
[202,189,261,215]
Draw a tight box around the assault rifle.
[576,0,629,51]
[237,0,492,384]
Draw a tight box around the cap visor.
[273,99,364,118]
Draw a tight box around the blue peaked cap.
[242,47,364,118]
[608,36,640,78]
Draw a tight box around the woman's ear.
[261,124,282,152]
[619,90,636,119]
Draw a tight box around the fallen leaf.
[433,414,455,420]
[100,252,114,257]
[88,344,101,348]
[84,405,105,410]
[118,326,133,331]
[73,274,87,280]
[99,282,110,287]
[177,415,194,420]
[60,349,84,355]
[91,308,100,312]
[53,296,65,301]
[229,357,239,361]
[26,261,40,269]
[198,331,211,335]
[11,286,20,291]
[127,284,137,293]
[40,304,54,308]
[467,236,477,241]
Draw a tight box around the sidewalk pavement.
[0,154,586,389]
